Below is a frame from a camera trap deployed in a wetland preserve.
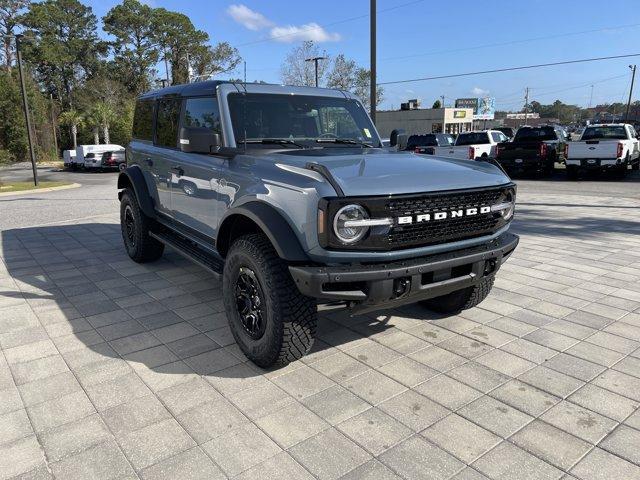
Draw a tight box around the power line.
[378,53,640,86]
[380,23,640,62]
[233,0,426,48]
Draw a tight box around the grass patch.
[0,181,72,193]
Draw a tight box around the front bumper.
[289,232,519,314]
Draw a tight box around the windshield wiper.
[315,138,374,148]
[244,139,307,149]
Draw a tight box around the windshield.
[582,126,627,140]
[455,132,489,146]
[227,93,381,147]
[514,127,557,141]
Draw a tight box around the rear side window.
[155,98,181,148]
[456,132,489,146]
[132,100,153,140]
[183,97,221,134]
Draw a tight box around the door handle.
[171,165,184,177]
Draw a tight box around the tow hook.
[393,277,412,299]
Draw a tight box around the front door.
[170,96,227,240]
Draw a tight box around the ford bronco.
[118,81,518,367]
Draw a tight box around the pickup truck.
[566,123,640,178]
[429,130,509,160]
[118,80,518,367]
[495,125,568,176]
[407,133,455,154]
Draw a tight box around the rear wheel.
[120,188,164,263]
[421,277,494,314]
[223,234,317,368]
[567,166,579,180]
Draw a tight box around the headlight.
[491,189,515,221]
[333,204,369,244]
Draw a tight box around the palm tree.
[58,110,84,149]
[84,109,101,145]
[92,102,117,144]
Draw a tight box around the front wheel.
[421,277,494,314]
[120,188,164,263]
[223,234,317,368]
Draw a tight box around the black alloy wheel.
[234,267,266,339]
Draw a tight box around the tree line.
[0,0,384,165]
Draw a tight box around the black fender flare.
[217,202,309,262]
[117,166,155,219]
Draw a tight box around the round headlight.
[502,190,515,221]
[333,204,369,244]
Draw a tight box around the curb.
[0,182,82,197]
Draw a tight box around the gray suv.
[118,80,518,367]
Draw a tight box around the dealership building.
[375,104,474,138]
[374,97,494,138]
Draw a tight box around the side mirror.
[389,128,406,147]
[396,133,409,151]
[180,127,220,154]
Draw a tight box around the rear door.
[169,96,227,240]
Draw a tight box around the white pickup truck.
[429,130,509,160]
[566,123,640,178]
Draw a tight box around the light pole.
[6,34,38,186]
[304,56,327,87]
[625,65,636,122]
[370,0,377,123]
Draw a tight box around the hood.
[274,148,510,196]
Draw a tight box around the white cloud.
[227,4,274,31]
[270,23,341,43]
[472,87,490,96]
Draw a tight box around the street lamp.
[625,64,636,122]
[4,34,38,186]
[304,56,327,88]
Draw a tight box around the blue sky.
[86,0,640,111]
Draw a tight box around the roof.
[138,80,354,100]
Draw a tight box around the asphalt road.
[1,163,639,230]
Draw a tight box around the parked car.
[430,130,509,160]
[495,125,568,176]
[63,149,77,169]
[407,133,455,154]
[566,123,640,178]
[118,80,518,367]
[101,150,127,171]
[77,144,125,170]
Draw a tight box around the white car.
[431,130,509,160]
[77,144,125,170]
[566,124,640,177]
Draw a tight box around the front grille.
[321,184,513,251]
[385,188,504,249]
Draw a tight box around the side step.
[150,230,224,276]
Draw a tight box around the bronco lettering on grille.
[397,206,491,225]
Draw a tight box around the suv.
[118,81,518,367]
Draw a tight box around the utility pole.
[370,0,377,123]
[14,35,38,186]
[588,84,594,109]
[523,87,529,126]
[304,56,327,87]
[50,94,58,157]
[243,61,247,84]
[440,95,445,108]
[625,65,636,122]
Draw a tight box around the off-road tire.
[223,234,317,368]
[120,188,164,263]
[421,276,494,314]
